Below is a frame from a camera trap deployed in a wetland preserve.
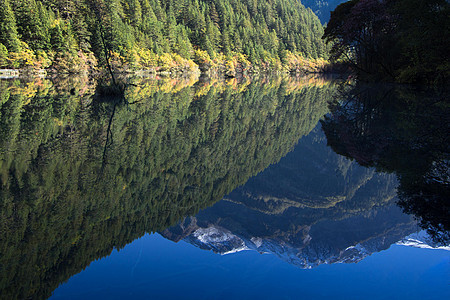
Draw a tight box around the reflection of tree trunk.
[101,101,118,172]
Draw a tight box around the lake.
[0,75,448,299]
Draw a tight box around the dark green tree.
[14,0,51,50]
[0,0,21,52]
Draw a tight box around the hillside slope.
[0,0,329,74]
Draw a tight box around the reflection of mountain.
[162,127,420,268]
[0,76,335,299]
[163,205,416,268]
[226,125,399,216]
[397,231,450,251]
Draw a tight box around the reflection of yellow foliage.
[194,78,233,97]
[3,74,332,114]
[235,79,251,94]
[53,118,64,127]
[225,77,236,86]
[8,77,94,98]
[282,75,330,95]
[125,74,200,101]
[70,235,81,245]
[194,83,212,98]
[13,82,38,100]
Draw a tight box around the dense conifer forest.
[0,0,329,75]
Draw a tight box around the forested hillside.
[0,0,329,74]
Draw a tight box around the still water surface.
[0,76,448,299]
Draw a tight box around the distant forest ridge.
[0,0,330,75]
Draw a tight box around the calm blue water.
[51,233,449,300]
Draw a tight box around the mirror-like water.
[0,76,448,299]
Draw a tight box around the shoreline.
[0,50,329,80]
[0,67,329,80]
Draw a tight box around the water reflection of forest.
[321,84,449,244]
[0,75,336,299]
[2,77,447,299]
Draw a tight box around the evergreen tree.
[0,0,21,52]
[126,0,142,27]
[50,20,66,52]
[14,0,51,50]
[0,43,8,67]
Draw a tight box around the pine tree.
[51,20,66,52]
[0,43,8,67]
[72,2,91,51]
[127,0,142,27]
[165,8,177,50]
[14,0,50,50]
[174,26,193,58]
[0,0,21,52]
[141,0,151,16]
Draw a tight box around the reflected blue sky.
[51,233,449,300]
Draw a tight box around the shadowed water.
[0,76,448,299]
